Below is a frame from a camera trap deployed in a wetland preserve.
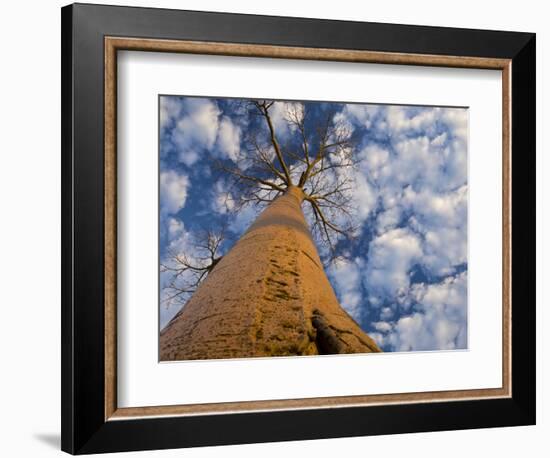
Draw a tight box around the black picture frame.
[61,3,536,454]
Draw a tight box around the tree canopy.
[219,100,360,255]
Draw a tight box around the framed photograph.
[61,3,536,454]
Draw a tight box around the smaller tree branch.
[217,163,286,193]
[255,101,293,185]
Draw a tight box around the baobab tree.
[160,100,381,360]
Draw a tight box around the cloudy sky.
[159,95,468,353]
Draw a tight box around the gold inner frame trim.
[104,36,512,421]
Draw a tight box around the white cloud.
[269,101,291,138]
[360,144,390,180]
[442,108,469,143]
[353,171,377,223]
[160,96,181,129]
[334,103,468,311]
[339,103,382,130]
[328,257,364,320]
[386,105,437,133]
[380,307,394,320]
[431,132,447,146]
[391,136,441,185]
[217,116,241,161]
[364,228,423,304]
[344,105,469,351]
[385,272,468,351]
[356,106,467,192]
[369,332,385,348]
[375,206,402,234]
[402,185,467,276]
[160,170,189,215]
[165,218,192,255]
[423,227,467,276]
[170,99,220,166]
[164,98,244,165]
[373,321,393,333]
[179,150,200,167]
[175,99,220,148]
[403,185,467,226]
[211,179,236,215]
[168,217,184,238]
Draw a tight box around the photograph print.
[159,95,468,362]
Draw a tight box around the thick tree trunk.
[160,186,381,360]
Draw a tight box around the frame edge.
[63,3,536,453]
[61,3,75,454]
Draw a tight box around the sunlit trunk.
[160,186,381,360]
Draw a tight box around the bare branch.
[213,99,361,261]
[217,162,286,193]
[254,101,293,185]
[161,227,227,310]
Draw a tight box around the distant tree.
[161,227,226,309]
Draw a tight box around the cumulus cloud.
[211,179,236,215]
[373,321,392,333]
[160,170,189,215]
[328,257,364,320]
[340,103,383,130]
[168,217,184,238]
[172,98,220,166]
[360,144,390,180]
[269,101,293,138]
[162,97,243,165]
[217,116,241,161]
[353,171,377,223]
[386,105,437,133]
[378,272,468,351]
[442,108,469,144]
[335,104,469,351]
[380,307,394,320]
[160,96,182,130]
[365,228,423,305]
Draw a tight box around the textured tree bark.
[160,186,381,360]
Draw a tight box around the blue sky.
[159,95,468,352]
